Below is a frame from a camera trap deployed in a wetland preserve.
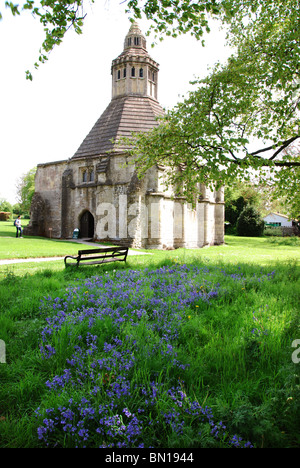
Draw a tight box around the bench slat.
[78,247,128,255]
[78,254,126,261]
[77,258,125,265]
[64,246,129,267]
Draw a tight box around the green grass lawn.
[1,219,300,268]
[0,219,30,237]
[0,220,92,260]
[0,221,299,448]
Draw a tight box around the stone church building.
[25,22,224,249]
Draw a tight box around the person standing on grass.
[15,215,23,238]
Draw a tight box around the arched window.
[117,70,121,80]
[139,68,144,78]
[134,37,140,46]
[131,67,135,77]
[83,170,87,183]
[123,68,126,78]
[89,170,94,182]
[127,37,131,47]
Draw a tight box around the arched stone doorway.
[80,211,94,239]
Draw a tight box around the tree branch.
[250,135,300,160]
[269,136,300,160]
[273,161,300,167]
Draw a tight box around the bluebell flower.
[35,264,259,448]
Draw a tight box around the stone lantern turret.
[111,21,159,101]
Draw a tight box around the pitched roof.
[71,96,164,159]
[264,212,290,219]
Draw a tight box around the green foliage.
[16,167,36,215]
[126,0,223,40]
[225,195,246,233]
[122,1,300,206]
[0,198,13,213]
[225,183,261,229]
[0,246,299,448]
[2,1,299,205]
[264,226,283,237]
[12,203,21,215]
[272,145,300,219]
[1,0,89,78]
[1,1,300,214]
[236,205,265,237]
[268,236,300,246]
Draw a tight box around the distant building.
[263,212,293,228]
[25,22,224,249]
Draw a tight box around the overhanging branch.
[250,135,300,160]
[273,161,300,167]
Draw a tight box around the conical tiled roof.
[72,96,164,158]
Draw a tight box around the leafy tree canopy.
[122,0,300,208]
[236,205,265,237]
[0,198,13,213]
[16,167,36,215]
[1,0,88,79]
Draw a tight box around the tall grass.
[0,248,299,448]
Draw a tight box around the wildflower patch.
[35,264,275,448]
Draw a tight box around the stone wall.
[26,153,225,248]
[25,160,67,238]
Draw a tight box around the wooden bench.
[64,246,129,267]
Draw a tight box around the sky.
[0,0,232,204]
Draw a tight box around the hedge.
[0,212,11,221]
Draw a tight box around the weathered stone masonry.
[25,22,225,249]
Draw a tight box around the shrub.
[264,226,282,237]
[236,206,264,237]
[0,212,11,221]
